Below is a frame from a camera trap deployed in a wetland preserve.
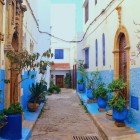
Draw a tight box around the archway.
[113,26,130,102]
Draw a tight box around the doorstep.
[0,103,45,140]
[77,92,140,140]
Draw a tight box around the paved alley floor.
[30,89,103,140]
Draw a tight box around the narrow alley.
[30,89,103,140]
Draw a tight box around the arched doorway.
[113,26,130,102]
[119,33,127,99]
[119,33,127,81]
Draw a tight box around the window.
[95,39,98,67]
[95,0,97,5]
[55,49,64,59]
[102,33,106,66]
[85,48,89,68]
[85,2,89,23]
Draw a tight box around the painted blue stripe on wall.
[0,70,5,110]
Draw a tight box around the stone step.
[90,113,140,140]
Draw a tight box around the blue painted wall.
[0,70,5,110]
[77,68,140,126]
[21,71,36,110]
[77,70,114,90]
[99,70,114,87]
[127,68,140,124]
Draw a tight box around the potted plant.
[77,78,85,92]
[83,71,101,101]
[1,102,23,139]
[94,83,108,111]
[1,49,53,139]
[107,78,127,126]
[28,82,45,112]
[86,80,94,100]
[47,85,61,94]
[76,59,86,92]
[108,78,126,93]
[0,112,7,129]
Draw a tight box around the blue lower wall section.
[21,71,36,111]
[127,68,140,125]
[77,70,114,110]
[99,70,114,87]
[77,70,114,92]
[77,68,140,129]
[0,70,5,110]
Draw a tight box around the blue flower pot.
[97,97,107,109]
[87,88,93,100]
[1,114,22,139]
[112,107,128,123]
[78,84,84,91]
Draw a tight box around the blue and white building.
[77,0,140,125]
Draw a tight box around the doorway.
[113,26,130,102]
[56,75,64,88]
[119,33,127,81]
[119,33,127,98]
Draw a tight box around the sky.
[50,0,83,33]
[50,4,76,41]
[36,0,83,45]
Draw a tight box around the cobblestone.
[30,89,103,140]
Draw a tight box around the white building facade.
[21,0,51,109]
[49,0,84,89]
[50,3,76,88]
[77,0,140,124]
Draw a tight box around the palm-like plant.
[29,82,45,103]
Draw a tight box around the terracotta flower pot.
[27,102,39,112]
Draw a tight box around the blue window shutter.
[55,49,64,59]
[85,48,89,68]
[55,49,59,59]
[102,33,105,66]
[59,49,63,59]
[96,39,98,67]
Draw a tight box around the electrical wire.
[26,0,116,43]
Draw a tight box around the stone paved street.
[30,89,103,140]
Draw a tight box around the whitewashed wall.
[22,0,51,88]
[35,0,51,87]
[22,0,38,53]
[81,0,140,72]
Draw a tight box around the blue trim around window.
[95,39,98,67]
[55,49,64,59]
[85,48,89,68]
[102,33,105,66]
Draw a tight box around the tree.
[5,48,53,112]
